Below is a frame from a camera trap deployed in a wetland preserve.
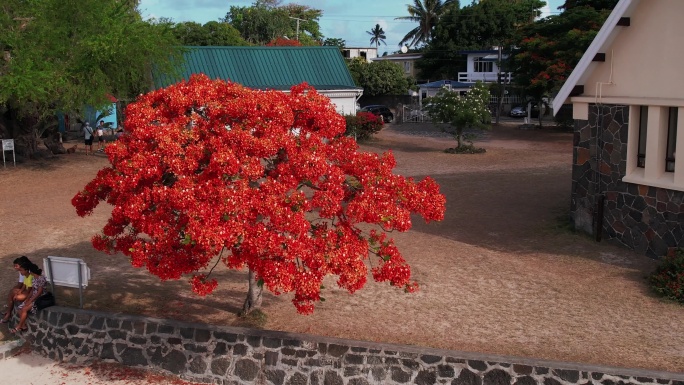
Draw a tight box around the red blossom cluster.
[72,74,446,314]
[265,37,302,46]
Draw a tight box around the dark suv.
[360,105,394,123]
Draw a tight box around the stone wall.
[22,306,684,385]
[572,104,684,258]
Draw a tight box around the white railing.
[489,95,523,105]
[458,72,513,83]
[402,105,431,123]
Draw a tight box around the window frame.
[666,107,678,173]
[473,57,493,73]
[623,105,684,192]
[637,105,648,168]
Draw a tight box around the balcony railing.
[458,72,513,83]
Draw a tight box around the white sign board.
[43,256,90,288]
[2,139,15,167]
[2,139,13,150]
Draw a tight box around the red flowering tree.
[265,37,302,46]
[344,111,384,140]
[512,5,612,126]
[72,74,445,315]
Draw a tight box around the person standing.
[83,122,94,155]
[96,120,106,152]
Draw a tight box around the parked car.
[509,106,527,118]
[360,105,394,123]
[509,104,540,118]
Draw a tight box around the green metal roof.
[154,46,360,91]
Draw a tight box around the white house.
[341,47,378,63]
[418,80,473,105]
[457,50,512,84]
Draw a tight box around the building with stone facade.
[553,0,684,257]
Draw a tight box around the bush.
[344,112,383,140]
[444,144,486,154]
[648,248,684,303]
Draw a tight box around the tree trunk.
[1,104,43,158]
[456,127,463,148]
[537,110,544,128]
[242,269,263,315]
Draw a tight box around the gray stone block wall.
[20,306,684,384]
[571,104,684,258]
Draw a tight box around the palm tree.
[395,0,458,48]
[367,24,387,49]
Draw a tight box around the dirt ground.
[1,122,683,373]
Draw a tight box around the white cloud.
[539,2,552,18]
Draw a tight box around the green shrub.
[648,248,684,303]
[344,112,383,140]
[444,144,486,154]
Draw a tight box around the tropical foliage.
[559,0,619,10]
[265,37,302,46]
[425,82,491,151]
[418,0,544,79]
[72,75,446,315]
[511,3,613,126]
[223,2,323,46]
[649,248,684,304]
[344,112,384,140]
[395,0,458,48]
[0,0,181,156]
[172,21,249,46]
[322,38,346,50]
[367,24,387,49]
[347,58,411,96]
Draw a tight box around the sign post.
[2,139,15,167]
[44,256,91,309]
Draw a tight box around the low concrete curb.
[0,339,25,360]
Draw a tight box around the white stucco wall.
[327,95,358,115]
[465,54,501,74]
[579,0,684,105]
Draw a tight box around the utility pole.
[495,45,503,124]
[289,17,306,41]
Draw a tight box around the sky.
[138,0,565,55]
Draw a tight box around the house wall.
[371,55,421,79]
[24,306,684,385]
[419,87,470,101]
[324,94,359,115]
[572,103,684,258]
[341,48,377,63]
[465,54,501,74]
[579,0,684,103]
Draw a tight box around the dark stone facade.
[572,104,684,257]
[17,306,684,385]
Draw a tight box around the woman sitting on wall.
[1,257,33,324]
[10,262,49,333]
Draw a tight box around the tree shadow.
[402,165,659,288]
[0,241,280,329]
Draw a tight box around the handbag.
[35,292,56,310]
